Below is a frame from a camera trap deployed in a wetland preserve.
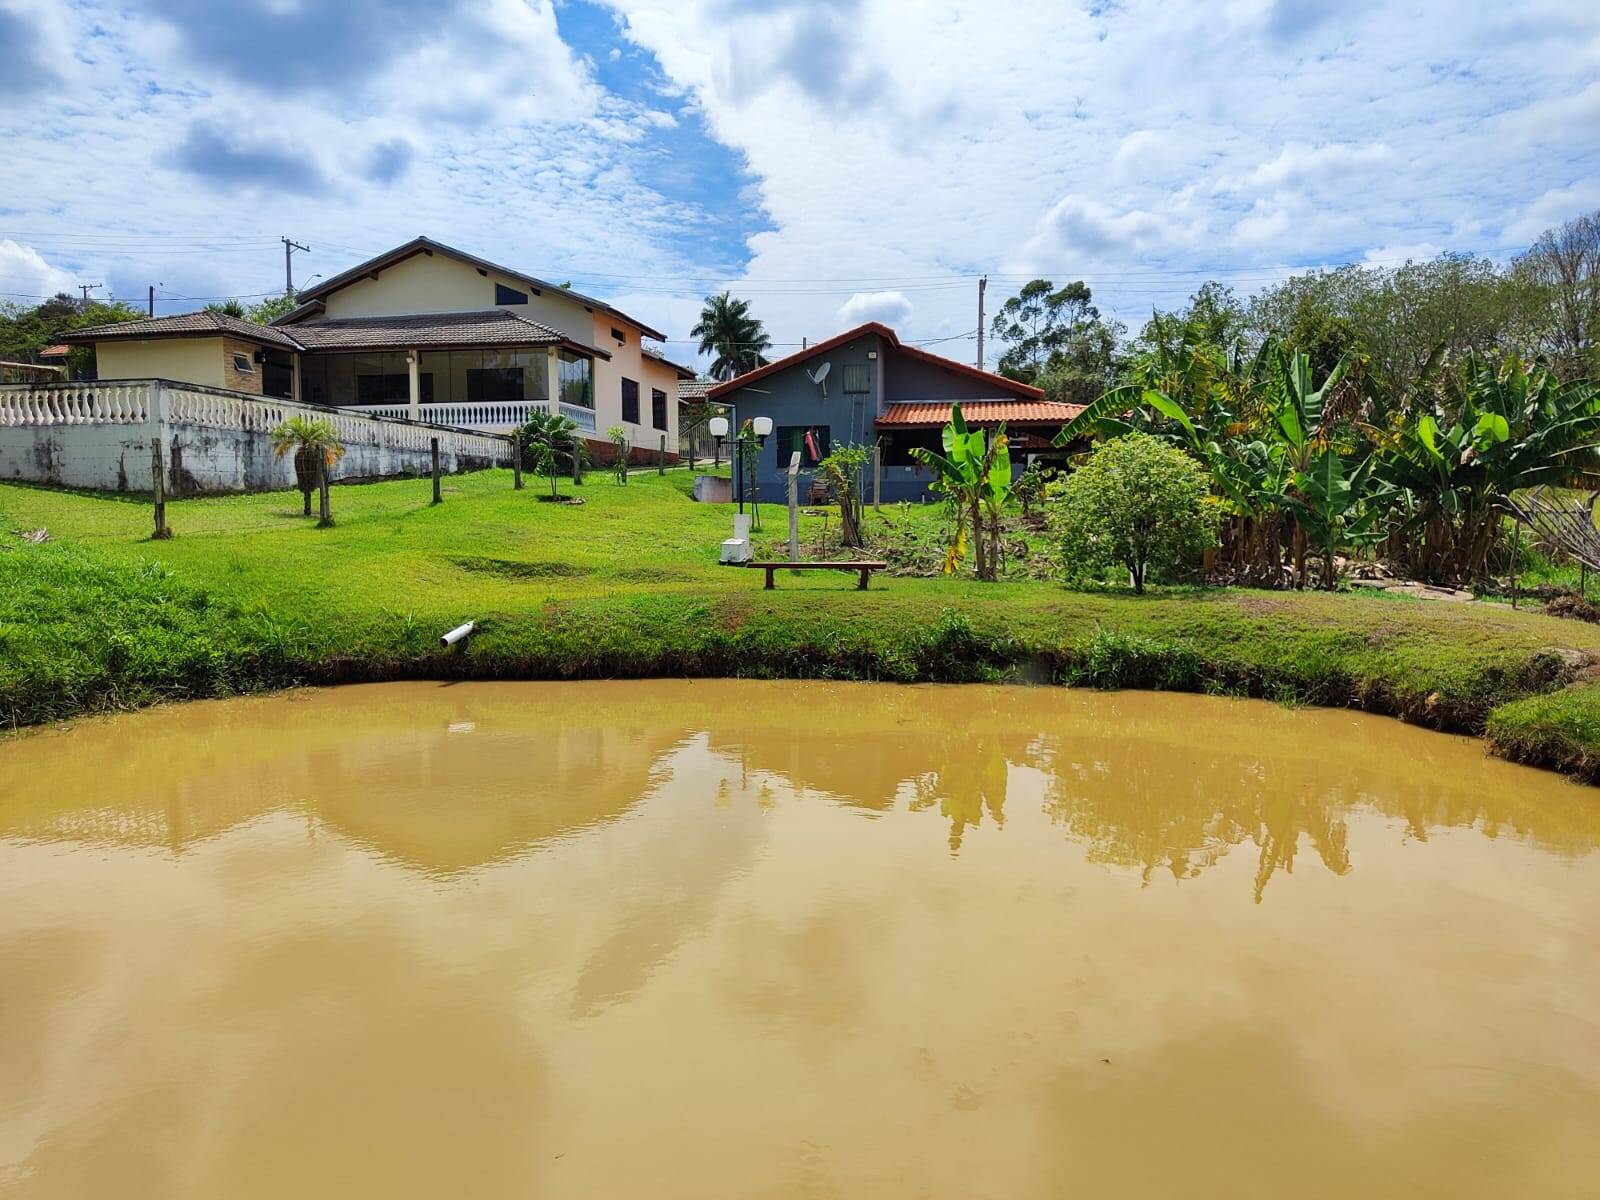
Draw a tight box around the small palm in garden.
[607,425,630,484]
[519,410,582,501]
[270,416,344,527]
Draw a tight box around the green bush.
[1047,432,1217,593]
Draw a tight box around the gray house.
[706,322,1084,502]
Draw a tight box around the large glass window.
[621,377,640,424]
[357,372,433,404]
[466,367,524,402]
[651,388,668,431]
[558,350,593,409]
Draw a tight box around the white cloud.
[0,241,76,299]
[838,290,912,326]
[1241,142,1394,191]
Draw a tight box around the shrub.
[1048,432,1216,593]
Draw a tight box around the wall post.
[512,434,523,490]
[406,349,421,422]
[872,441,882,512]
[659,433,666,475]
[430,436,441,505]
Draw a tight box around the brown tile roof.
[286,310,594,354]
[40,344,71,357]
[63,310,302,350]
[707,322,1045,402]
[677,378,716,400]
[876,400,1085,428]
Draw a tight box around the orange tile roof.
[876,400,1084,427]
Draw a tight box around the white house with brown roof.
[66,237,696,460]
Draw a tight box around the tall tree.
[1516,209,1600,378]
[692,292,772,380]
[0,292,144,378]
[990,279,1101,382]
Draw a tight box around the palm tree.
[518,410,583,499]
[271,416,345,527]
[691,292,772,380]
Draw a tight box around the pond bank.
[7,537,1600,783]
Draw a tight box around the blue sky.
[1,0,1597,364]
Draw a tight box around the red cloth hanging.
[804,429,821,462]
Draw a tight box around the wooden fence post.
[430,437,442,505]
[872,442,882,512]
[512,435,523,490]
[317,455,333,528]
[149,380,171,540]
[787,450,801,562]
[659,433,666,475]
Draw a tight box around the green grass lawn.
[5,467,1600,783]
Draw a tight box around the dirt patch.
[449,556,589,579]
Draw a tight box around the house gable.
[314,251,595,344]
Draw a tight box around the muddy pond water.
[2,680,1599,1198]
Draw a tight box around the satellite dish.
[806,360,831,398]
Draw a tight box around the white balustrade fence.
[0,378,512,494]
[348,399,598,433]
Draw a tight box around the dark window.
[882,429,942,466]
[842,363,871,394]
[466,367,524,402]
[651,388,668,431]
[611,327,626,343]
[776,425,831,466]
[357,373,433,404]
[621,377,640,423]
[495,283,528,305]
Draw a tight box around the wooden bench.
[750,561,889,590]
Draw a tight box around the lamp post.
[709,415,772,519]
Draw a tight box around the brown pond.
[2,681,1599,1199]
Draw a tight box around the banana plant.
[912,402,1011,581]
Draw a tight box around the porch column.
[290,354,302,404]
[545,347,560,415]
[407,349,421,422]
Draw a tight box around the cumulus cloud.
[838,290,912,326]
[0,4,57,96]
[0,240,76,298]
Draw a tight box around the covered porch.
[285,310,607,434]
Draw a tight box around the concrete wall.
[96,338,225,389]
[1,420,501,495]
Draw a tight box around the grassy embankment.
[4,467,1600,781]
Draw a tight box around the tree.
[991,279,1102,383]
[249,294,301,324]
[1516,209,1600,379]
[691,293,771,380]
[0,293,144,378]
[815,443,872,548]
[1048,432,1216,594]
[205,299,248,318]
[910,403,1011,581]
[270,416,344,526]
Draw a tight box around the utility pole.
[281,236,309,297]
[78,283,102,306]
[147,285,154,317]
[976,275,987,372]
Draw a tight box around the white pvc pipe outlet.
[440,620,475,648]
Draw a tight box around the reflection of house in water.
[0,685,693,877]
